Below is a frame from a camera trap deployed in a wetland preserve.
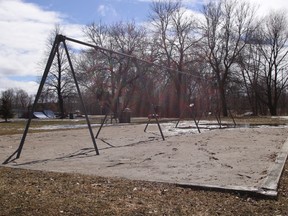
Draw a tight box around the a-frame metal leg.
[144,117,165,140]
[3,35,61,164]
[62,37,99,155]
[95,113,109,139]
[215,112,222,129]
[144,119,151,132]
[155,115,165,140]
[192,114,201,133]
[144,105,165,141]
[175,105,201,133]
[175,109,185,128]
[228,109,237,127]
[3,34,101,164]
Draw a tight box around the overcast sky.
[1,0,288,95]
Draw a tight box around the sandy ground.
[1,121,288,195]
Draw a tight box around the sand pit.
[1,122,288,196]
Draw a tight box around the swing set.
[175,102,236,133]
[3,34,169,164]
[3,34,236,164]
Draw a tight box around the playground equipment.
[175,103,237,133]
[3,34,236,164]
[175,103,201,133]
[3,34,175,164]
[144,105,165,140]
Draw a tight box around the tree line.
[2,0,288,121]
[0,88,32,122]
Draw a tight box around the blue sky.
[26,0,152,24]
[0,0,288,95]
[0,0,156,95]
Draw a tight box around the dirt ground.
[1,121,288,196]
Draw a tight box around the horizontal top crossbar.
[60,35,202,80]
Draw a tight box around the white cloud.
[98,5,107,16]
[137,0,199,2]
[248,0,288,17]
[0,0,84,95]
[0,76,38,95]
[138,0,288,14]
[0,0,62,23]
[97,4,117,17]
[1,0,288,97]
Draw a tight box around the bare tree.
[238,31,270,115]
[149,0,199,116]
[254,11,288,115]
[201,0,256,116]
[12,88,32,117]
[42,25,75,118]
[14,89,32,110]
[80,21,148,117]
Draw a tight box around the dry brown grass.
[0,163,288,216]
[1,115,287,136]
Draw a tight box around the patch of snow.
[31,124,102,130]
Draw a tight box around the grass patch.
[1,163,288,215]
[0,118,99,136]
[1,116,288,136]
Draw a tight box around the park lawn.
[0,163,288,215]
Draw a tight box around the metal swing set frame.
[3,34,168,164]
[175,103,237,133]
[3,34,236,164]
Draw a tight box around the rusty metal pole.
[3,35,61,164]
[61,36,99,155]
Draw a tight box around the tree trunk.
[175,82,181,118]
[268,103,277,116]
[58,94,65,118]
[219,84,228,117]
[174,73,187,118]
